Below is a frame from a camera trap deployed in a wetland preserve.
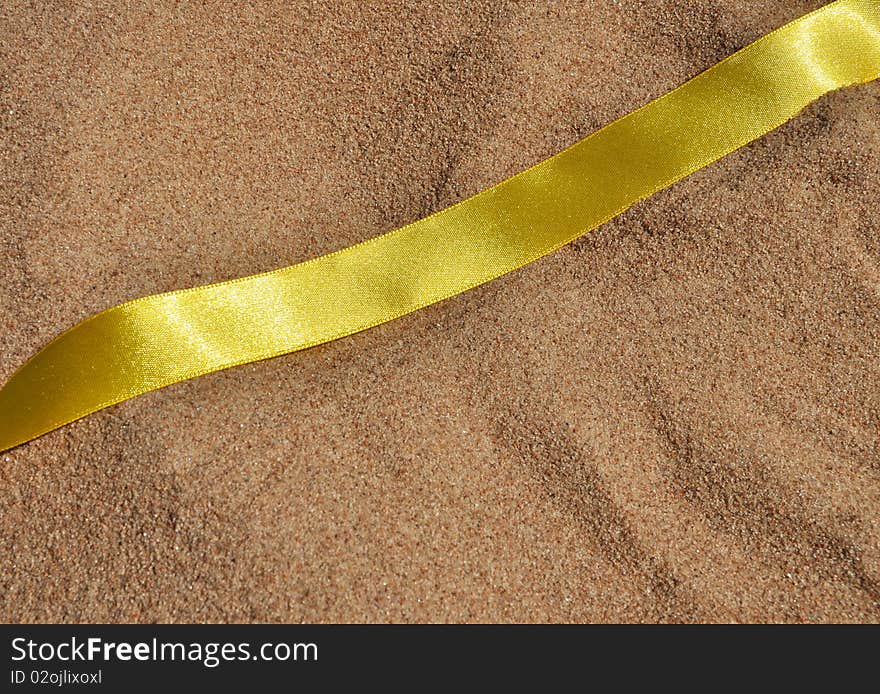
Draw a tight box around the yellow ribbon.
[2,0,879,452]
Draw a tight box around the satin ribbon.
[2,0,879,453]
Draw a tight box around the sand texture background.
[1,0,879,623]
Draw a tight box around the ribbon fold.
[2,0,880,452]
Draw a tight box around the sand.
[1,0,878,623]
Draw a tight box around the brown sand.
[1,0,878,623]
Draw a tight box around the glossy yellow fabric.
[2,0,879,452]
